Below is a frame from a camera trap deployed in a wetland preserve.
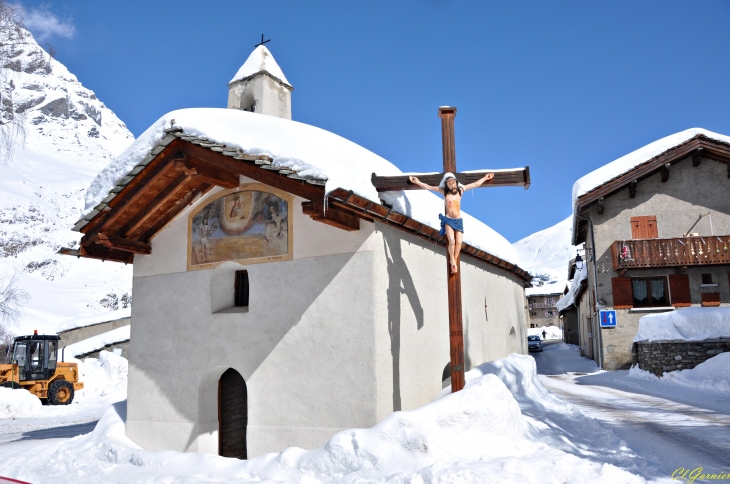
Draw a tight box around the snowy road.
[533,342,730,481]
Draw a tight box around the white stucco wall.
[372,223,528,420]
[127,180,529,458]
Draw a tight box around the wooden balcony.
[612,235,730,270]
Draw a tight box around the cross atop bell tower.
[227,38,293,120]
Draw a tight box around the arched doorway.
[218,368,247,459]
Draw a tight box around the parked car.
[527,335,543,352]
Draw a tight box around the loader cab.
[12,334,59,382]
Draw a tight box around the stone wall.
[632,338,730,376]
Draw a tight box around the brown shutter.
[646,216,658,238]
[669,274,691,307]
[630,217,642,239]
[611,277,633,309]
[701,293,721,307]
[630,216,659,239]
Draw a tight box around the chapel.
[66,44,532,458]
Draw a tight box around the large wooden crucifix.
[371,107,530,393]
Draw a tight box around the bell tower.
[227,42,293,120]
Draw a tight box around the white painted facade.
[125,176,529,457]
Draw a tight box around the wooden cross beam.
[371,106,530,394]
[371,168,530,192]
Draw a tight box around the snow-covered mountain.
[0,27,134,335]
[512,216,579,292]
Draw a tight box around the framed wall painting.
[187,184,294,270]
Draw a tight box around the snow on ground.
[634,307,730,342]
[513,215,577,286]
[536,342,730,480]
[82,108,523,267]
[0,387,42,419]
[528,326,563,340]
[0,27,134,336]
[63,326,130,358]
[629,352,730,394]
[0,351,127,444]
[0,353,649,483]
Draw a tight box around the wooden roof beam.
[95,233,151,255]
[661,163,670,182]
[82,142,182,234]
[180,142,325,202]
[301,201,360,231]
[629,180,637,198]
[141,182,213,242]
[75,243,135,264]
[120,172,191,238]
[693,147,703,167]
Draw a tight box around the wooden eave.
[573,135,730,244]
[67,128,531,282]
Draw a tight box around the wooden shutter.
[630,216,658,239]
[669,274,691,307]
[611,277,633,309]
[701,293,721,307]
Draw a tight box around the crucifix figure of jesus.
[371,106,530,393]
[408,172,494,274]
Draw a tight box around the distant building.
[526,283,562,328]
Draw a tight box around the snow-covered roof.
[81,108,523,267]
[230,45,291,87]
[556,264,587,313]
[571,128,730,244]
[58,308,131,333]
[64,326,130,358]
[526,281,566,297]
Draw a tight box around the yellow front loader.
[0,332,83,405]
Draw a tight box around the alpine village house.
[559,129,730,370]
[63,45,533,458]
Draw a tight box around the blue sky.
[18,0,730,243]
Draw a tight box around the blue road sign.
[599,310,617,328]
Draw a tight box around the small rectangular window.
[631,277,668,307]
[701,274,713,284]
[234,270,249,307]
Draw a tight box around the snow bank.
[21,355,643,483]
[0,387,42,419]
[630,352,730,393]
[58,308,131,332]
[556,263,587,312]
[83,108,522,266]
[74,351,128,403]
[634,307,730,342]
[572,128,730,213]
[529,326,563,340]
[64,326,130,358]
[230,45,290,85]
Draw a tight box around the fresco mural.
[190,190,289,267]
